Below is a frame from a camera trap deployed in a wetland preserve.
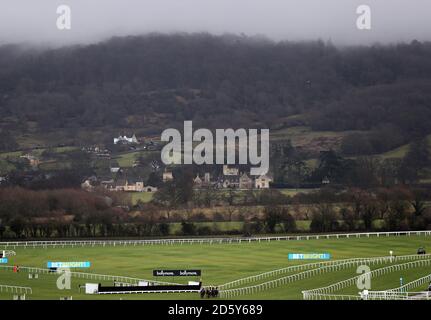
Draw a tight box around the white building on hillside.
[114,134,138,145]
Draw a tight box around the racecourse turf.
[1,235,431,300]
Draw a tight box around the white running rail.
[220,253,431,290]
[364,273,431,300]
[302,258,431,300]
[308,291,431,300]
[0,265,181,286]
[0,230,430,248]
[364,291,431,300]
[0,284,32,294]
[98,289,200,295]
[388,273,431,294]
[219,254,431,298]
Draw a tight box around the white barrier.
[98,289,200,295]
[299,293,361,300]
[365,291,431,300]
[0,284,32,295]
[302,258,431,300]
[388,273,431,294]
[1,230,430,248]
[219,254,431,299]
[0,265,181,286]
[364,273,431,300]
[220,253,431,290]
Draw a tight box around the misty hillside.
[1,34,431,154]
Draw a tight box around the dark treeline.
[0,188,128,239]
[1,185,430,239]
[1,34,431,149]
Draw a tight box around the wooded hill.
[1,34,431,155]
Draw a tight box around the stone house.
[239,173,254,189]
[255,174,272,189]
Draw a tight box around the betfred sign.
[153,270,201,277]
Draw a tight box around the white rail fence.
[0,284,32,295]
[388,273,431,294]
[299,293,361,300]
[302,258,431,300]
[2,250,16,257]
[219,253,431,292]
[389,274,431,292]
[1,230,430,248]
[98,289,200,295]
[114,281,139,287]
[365,291,431,300]
[364,273,431,300]
[219,261,361,299]
[309,290,431,301]
[219,254,431,298]
[0,265,181,286]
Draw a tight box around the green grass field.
[130,192,154,204]
[114,150,159,168]
[380,134,431,159]
[1,235,431,300]
[279,188,319,197]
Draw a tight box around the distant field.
[270,126,346,141]
[0,146,78,160]
[0,146,79,173]
[130,192,154,204]
[0,150,24,159]
[380,144,410,159]
[115,151,141,167]
[270,126,365,152]
[1,235,430,300]
[380,134,431,159]
[279,188,318,197]
[115,150,158,167]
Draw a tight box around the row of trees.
[0,187,126,239]
[0,186,429,239]
[310,188,431,232]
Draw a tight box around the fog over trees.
[1,34,431,149]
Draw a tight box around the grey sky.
[0,0,430,46]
